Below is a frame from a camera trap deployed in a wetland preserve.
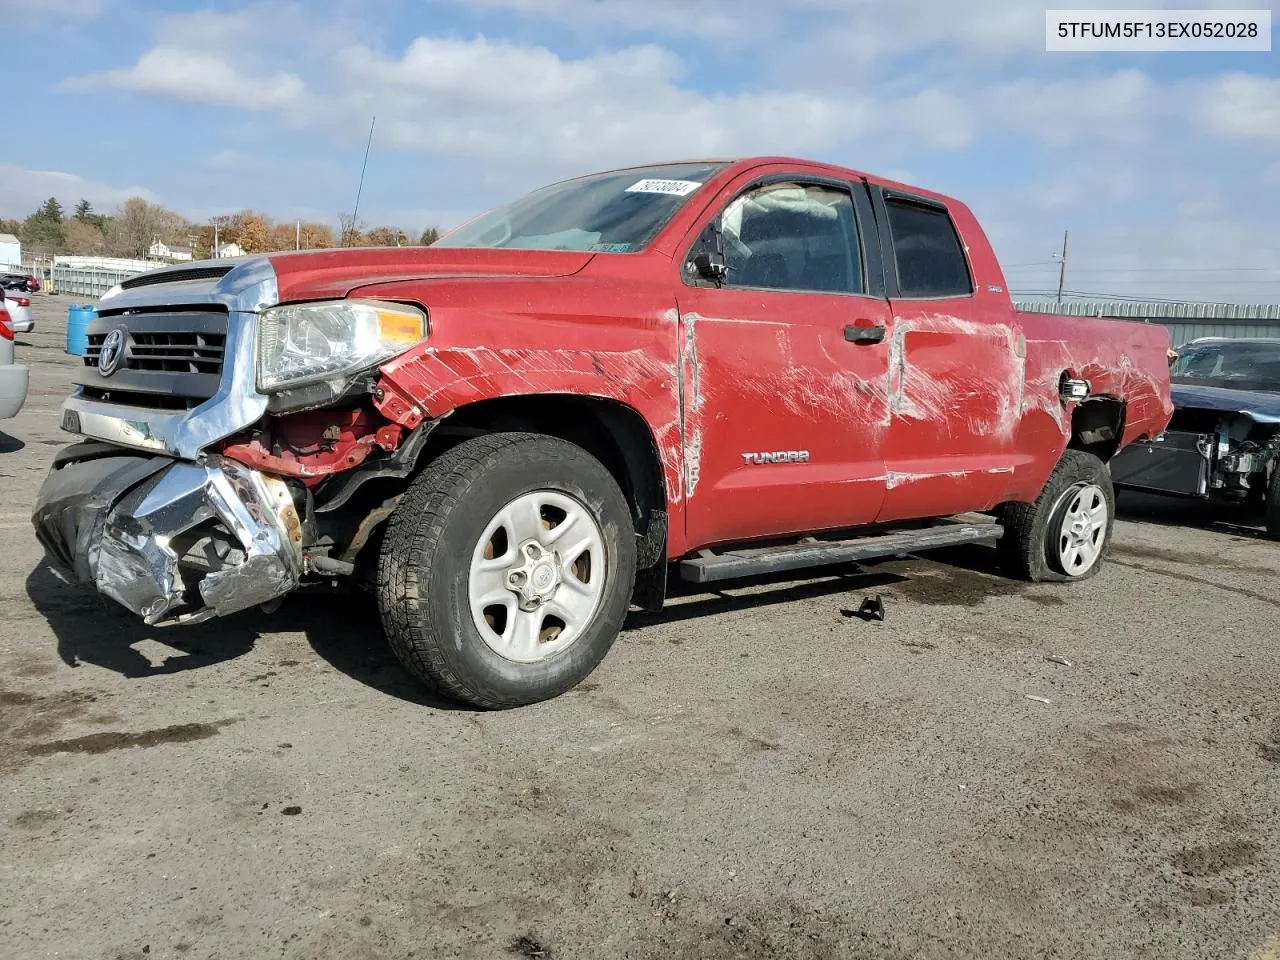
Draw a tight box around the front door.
[677,178,893,550]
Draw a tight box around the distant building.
[148,240,194,262]
[0,233,20,269]
[216,242,246,258]
[1014,300,1280,347]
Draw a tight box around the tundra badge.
[741,451,811,464]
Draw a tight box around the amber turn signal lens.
[376,309,426,345]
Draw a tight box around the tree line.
[1,197,442,261]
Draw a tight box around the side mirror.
[690,252,727,282]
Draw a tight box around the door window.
[720,183,864,295]
[883,199,973,298]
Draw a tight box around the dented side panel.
[1011,310,1174,501]
[878,307,1023,521]
[358,273,692,553]
[674,287,893,548]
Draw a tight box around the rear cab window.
[883,197,973,298]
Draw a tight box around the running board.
[678,522,1004,585]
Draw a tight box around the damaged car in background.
[1111,337,1280,536]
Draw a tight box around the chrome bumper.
[34,451,304,625]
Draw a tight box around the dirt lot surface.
[2,296,1278,960]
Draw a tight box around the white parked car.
[2,293,33,333]
[0,305,28,419]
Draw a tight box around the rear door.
[872,189,1023,521]
[677,174,894,549]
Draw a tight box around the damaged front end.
[31,258,430,626]
[1110,404,1280,502]
[1113,339,1280,507]
[34,445,305,625]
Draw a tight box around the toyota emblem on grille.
[97,327,127,377]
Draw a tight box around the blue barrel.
[66,304,96,356]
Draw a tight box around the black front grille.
[86,330,226,375]
[76,309,229,411]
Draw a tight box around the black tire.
[1265,466,1280,539]
[377,432,637,709]
[997,449,1115,583]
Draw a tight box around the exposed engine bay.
[1110,338,1280,510]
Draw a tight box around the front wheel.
[377,432,637,709]
[997,449,1115,582]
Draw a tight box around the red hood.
[267,247,595,302]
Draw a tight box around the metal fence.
[50,257,156,299]
[1013,301,1280,347]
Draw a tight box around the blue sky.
[2,0,1278,301]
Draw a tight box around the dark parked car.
[1110,337,1280,535]
[0,273,39,293]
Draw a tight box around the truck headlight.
[256,299,426,392]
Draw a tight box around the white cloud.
[0,164,154,219]
[40,1,1280,303]
[326,36,862,170]
[986,70,1163,147]
[67,47,304,110]
[456,0,1047,56]
[452,0,798,44]
[1197,73,1280,143]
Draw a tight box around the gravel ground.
[2,296,1278,960]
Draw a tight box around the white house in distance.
[215,242,245,258]
[0,233,20,269]
[148,240,193,262]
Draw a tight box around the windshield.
[1171,340,1280,393]
[435,163,726,253]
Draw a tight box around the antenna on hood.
[346,116,376,246]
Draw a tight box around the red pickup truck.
[34,157,1172,707]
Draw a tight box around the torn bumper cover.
[33,447,304,625]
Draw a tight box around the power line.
[1003,265,1280,275]
[1009,288,1271,305]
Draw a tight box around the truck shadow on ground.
[1115,489,1269,540]
[27,558,918,708]
[23,563,465,709]
[625,567,910,629]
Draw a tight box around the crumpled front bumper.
[33,445,304,625]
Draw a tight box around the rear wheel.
[998,449,1115,582]
[377,432,636,709]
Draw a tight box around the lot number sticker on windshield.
[625,179,702,196]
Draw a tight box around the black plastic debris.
[842,595,885,622]
[508,935,550,958]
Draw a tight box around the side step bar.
[678,522,1004,585]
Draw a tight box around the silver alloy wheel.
[1052,481,1108,577]
[468,490,607,663]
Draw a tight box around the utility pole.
[213,218,220,259]
[296,220,301,251]
[1055,230,1069,303]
